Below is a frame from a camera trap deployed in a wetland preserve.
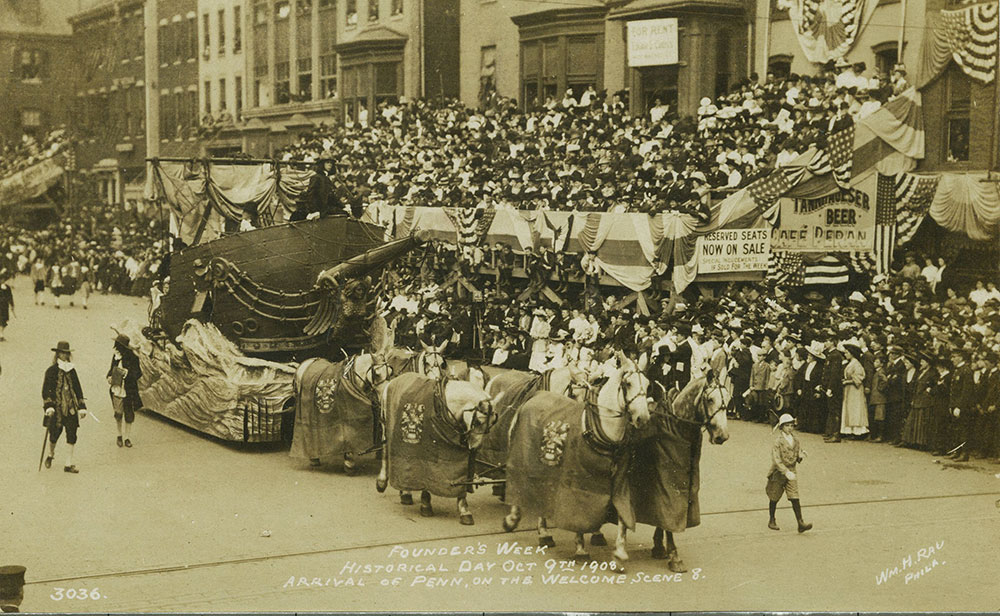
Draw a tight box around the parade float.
[133,157,425,442]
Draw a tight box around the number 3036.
[50,588,105,600]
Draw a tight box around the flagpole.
[897,0,907,58]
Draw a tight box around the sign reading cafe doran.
[771,188,875,252]
[627,18,679,67]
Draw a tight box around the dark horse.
[619,372,729,573]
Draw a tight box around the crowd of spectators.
[0,128,70,180]
[0,199,168,302]
[278,60,910,221]
[377,243,999,464]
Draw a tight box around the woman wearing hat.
[42,341,87,473]
[108,333,142,448]
[766,414,813,533]
[901,352,935,450]
[840,343,869,438]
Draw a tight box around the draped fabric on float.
[779,0,879,63]
[919,1,999,88]
[145,161,314,246]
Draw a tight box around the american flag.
[895,173,940,245]
[767,251,805,286]
[873,173,898,275]
[828,126,855,188]
[746,170,793,226]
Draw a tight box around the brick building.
[0,0,76,145]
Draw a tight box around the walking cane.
[38,423,49,472]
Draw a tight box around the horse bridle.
[588,368,647,420]
[695,380,728,429]
[420,348,445,376]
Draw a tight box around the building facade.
[0,0,76,146]
[459,0,750,117]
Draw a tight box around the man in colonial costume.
[42,341,88,473]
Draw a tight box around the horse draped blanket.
[386,373,470,499]
[290,358,376,462]
[506,391,629,533]
[619,410,703,533]
[479,370,542,467]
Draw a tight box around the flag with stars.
[828,125,855,188]
[873,173,897,275]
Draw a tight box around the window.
[202,13,211,58]
[346,0,357,25]
[254,62,268,106]
[946,68,971,163]
[298,57,313,101]
[174,91,185,139]
[391,0,403,15]
[218,9,226,56]
[235,76,243,118]
[18,49,45,80]
[321,54,337,98]
[21,109,42,131]
[187,16,198,59]
[254,0,268,25]
[234,5,242,53]
[715,31,732,98]
[480,45,496,106]
[187,90,198,135]
[219,78,228,111]
[873,42,899,78]
[160,92,172,140]
[276,61,291,103]
[275,0,290,20]
[368,0,379,21]
[127,86,144,136]
[204,80,212,115]
[320,0,335,7]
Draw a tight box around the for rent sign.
[771,188,875,252]
[696,228,771,274]
[627,18,678,67]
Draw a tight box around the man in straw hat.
[42,341,87,473]
[108,333,142,448]
[766,414,813,533]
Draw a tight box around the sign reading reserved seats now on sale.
[771,188,875,252]
[696,228,771,274]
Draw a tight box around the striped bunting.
[803,255,850,285]
[767,251,804,286]
[442,205,496,247]
[943,1,998,83]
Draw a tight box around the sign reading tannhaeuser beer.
[627,18,678,67]
[696,228,771,274]
[771,188,875,252]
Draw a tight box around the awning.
[0,154,66,206]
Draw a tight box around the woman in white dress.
[840,344,870,437]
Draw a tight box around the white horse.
[375,372,496,525]
[501,356,651,567]
[292,349,394,474]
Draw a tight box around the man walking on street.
[109,334,142,448]
[42,341,87,473]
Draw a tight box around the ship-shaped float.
[130,158,424,442]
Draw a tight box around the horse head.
[419,340,447,380]
[596,354,650,430]
[674,371,729,445]
[445,380,496,451]
[353,352,393,391]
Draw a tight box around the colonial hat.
[51,341,72,353]
[114,334,132,349]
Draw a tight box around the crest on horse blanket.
[506,391,630,534]
[540,420,569,466]
[385,373,471,499]
[617,410,704,533]
[400,402,426,444]
[291,359,377,463]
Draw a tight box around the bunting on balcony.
[919,1,999,87]
[778,0,879,63]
